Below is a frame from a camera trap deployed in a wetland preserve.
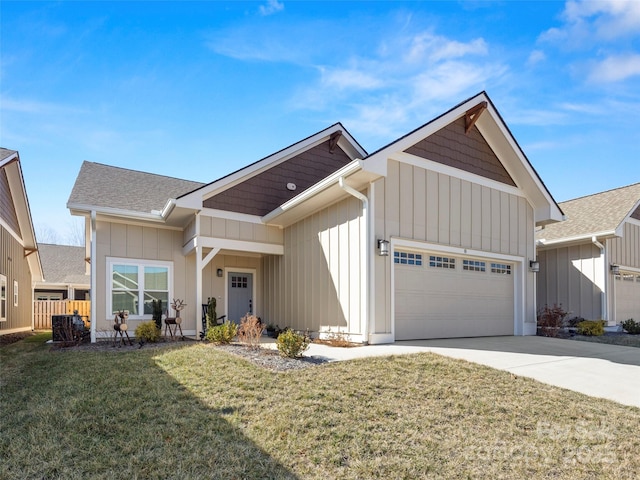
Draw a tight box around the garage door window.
[394,251,423,266]
[463,259,486,272]
[490,263,511,275]
[429,256,455,269]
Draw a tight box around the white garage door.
[615,272,640,323]
[395,250,515,340]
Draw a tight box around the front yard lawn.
[1,333,639,479]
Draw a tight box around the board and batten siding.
[95,221,193,334]
[261,195,365,336]
[184,215,284,246]
[537,243,603,321]
[0,226,34,333]
[372,160,536,335]
[609,222,640,269]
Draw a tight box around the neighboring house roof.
[37,243,90,287]
[0,148,43,281]
[536,183,640,244]
[67,161,205,215]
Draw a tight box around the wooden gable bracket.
[85,257,91,264]
[24,248,38,258]
[465,101,488,134]
[329,131,342,154]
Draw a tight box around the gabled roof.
[67,161,205,219]
[0,148,43,281]
[536,183,640,245]
[37,243,90,286]
[362,91,564,227]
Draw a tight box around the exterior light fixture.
[216,268,223,277]
[529,260,540,273]
[610,264,620,275]
[377,239,390,256]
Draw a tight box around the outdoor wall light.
[216,268,223,277]
[529,260,540,273]
[377,239,390,256]
[610,264,620,275]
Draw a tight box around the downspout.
[90,211,97,343]
[592,236,607,321]
[338,177,369,344]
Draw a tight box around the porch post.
[195,213,202,339]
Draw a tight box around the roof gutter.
[67,203,165,223]
[592,236,608,321]
[537,230,617,248]
[338,176,370,344]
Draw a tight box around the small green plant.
[537,304,569,337]
[205,320,238,344]
[237,314,264,349]
[206,297,218,330]
[276,329,310,358]
[576,320,605,336]
[621,319,640,335]
[135,320,161,343]
[151,299,163,330]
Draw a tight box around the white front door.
[227,272,253,323]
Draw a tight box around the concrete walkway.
[280,336,640,409]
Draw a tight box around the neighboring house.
[536,183,640,325]
[0,148,43,335]
[68,92,563,343]
[35,243,91,300]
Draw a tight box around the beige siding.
[0,226,33,333]
[609,222,640,269]
[199,216,283,244]
[372,160,536,335]
[95,221,193,335]
[261,195,364,335]
[537,243,603,320]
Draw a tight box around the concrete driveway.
[301,336,640,409]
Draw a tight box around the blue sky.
[2,0,639,245]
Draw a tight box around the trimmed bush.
[135,321,161,343]
[621,319,640,335]
[576,320,605,336]
[537,304,569,337]
[276,329,310,358]
[205,320,238,344]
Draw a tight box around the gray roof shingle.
[536,183,640,242]
[67,161,205,214]
[38,243,90,286]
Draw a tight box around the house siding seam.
[609,223,640,269]
[199,216,283,244]
[203,140,353,216]
[404,117,516,187]
[0,168,21,235]
[1,226,33,332]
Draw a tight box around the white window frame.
[106,258,173,320]
[13,280,18,307]
[0,274,6,322]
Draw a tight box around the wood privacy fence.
[33,300,91,329]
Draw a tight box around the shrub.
[205,320,237,344]
[621,319,640,335]
[276,329,310,358]
[537,304,569,337]
[135,321,161,343]
[576,320,605,336]
[237,314,264,349]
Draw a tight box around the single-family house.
[0,148,43,335]
[68,92,563,343]
[536,183,640,325]
[35,243,91,301]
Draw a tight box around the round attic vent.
[286,183,297,191]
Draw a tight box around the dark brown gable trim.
[203,139,353,216]
[631,203,640,221]
[0,168,21,235]
[404,117,516,187]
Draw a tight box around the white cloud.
[587,54,640,83]
[406,33,488,63]
[318,66,383,91]
[527,50,546,66]
[259,0,284,17]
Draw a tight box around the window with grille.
[429,256,456,269]
[491,263,512,275]
[463,259,486,272]
[394,251,423,266]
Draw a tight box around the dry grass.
[1,333,639,479]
